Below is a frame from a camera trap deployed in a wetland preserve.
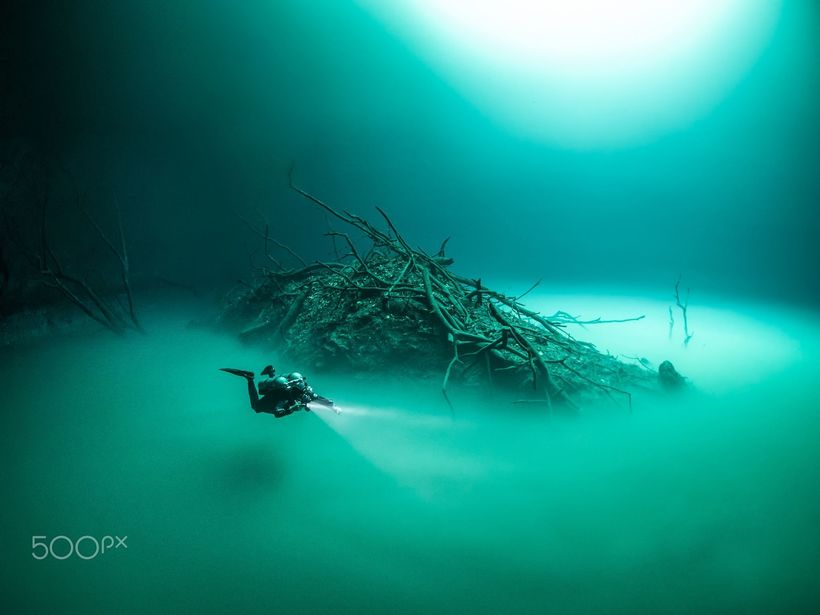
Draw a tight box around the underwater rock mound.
[219,179,677,411]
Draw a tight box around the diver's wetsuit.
[247,378,297,418]
[221,366,319,418]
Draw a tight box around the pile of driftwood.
[221,174,676,412]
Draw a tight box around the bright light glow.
[311,292,818,497]
[358,0,782,147]
[408,0,728,71]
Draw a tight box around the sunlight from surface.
[358,0,782,147]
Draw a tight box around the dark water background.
[2,0,819,304]
[2,1,820,613]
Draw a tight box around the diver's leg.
[246,378,261,412]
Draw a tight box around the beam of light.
[305,285,817,500]
[357,0,782,147]
[311,401,489,496]
[307,401,342,415]
[312,403,455,428]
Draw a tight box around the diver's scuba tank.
[259,375,289,395]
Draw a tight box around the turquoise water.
[3,294,819,613]
[3,1,819,612]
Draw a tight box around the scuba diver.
[220,365,338,418]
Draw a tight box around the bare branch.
[673,275,693,346]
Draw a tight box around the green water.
[2,1,819,612]
[2,295,819,613]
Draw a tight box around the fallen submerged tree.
[34,177,143,335]
[219,175,685,412]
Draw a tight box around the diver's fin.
[219,368,255,379]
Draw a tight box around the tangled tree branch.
[220,168,671,413]
[219,170,660,410]
[38,192,143,334]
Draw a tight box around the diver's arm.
[271,404,297,419]
[248,382,303,418]
[248,402,291,418]
[271,384,306,418]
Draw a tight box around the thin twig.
[674,276,693,346]
[515,278,542,302]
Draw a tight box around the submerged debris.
[658,360,687,390]
[219,176,681,412]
